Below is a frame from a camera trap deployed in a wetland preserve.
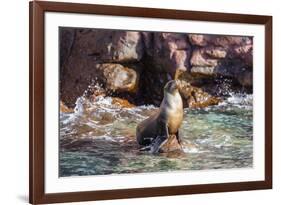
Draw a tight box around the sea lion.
[136,80,183,153]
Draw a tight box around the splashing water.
[59,93,253,177]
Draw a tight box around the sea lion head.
[164,80,180,95]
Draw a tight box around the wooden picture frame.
[29,1,272,204]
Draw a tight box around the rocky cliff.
[59,28,253,109]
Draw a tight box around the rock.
[212,36,252,48]
[160,134,182,153]
[188,35,252,81]
[60,30,99,108]
[111,97,135,108]
[188,34,209,46]
[60,101,73,113]
[109,31,144,62]
[59,28,75,68]
[189,34,252,51]
[187,90,221,108]
[177,80,221,108]
[141,32,153,56]
[97,63,138,93]
[190,49,218,67]
[172,50,190,71]
[85,83,107,101]
[59,28,253,108]
[190,66,216,76]
[188,35,251,49]
[237,70,253,87]
[74,29,144,63]
[151,33,192,76]
[189,49,219,76]
[204,47,227,59]
[60,28,144,108]
[233,44,253,67]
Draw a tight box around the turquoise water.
[59,94,253,177]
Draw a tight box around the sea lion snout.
[165,80,179,93]
[175,79,181,89]
[171,81,177,90]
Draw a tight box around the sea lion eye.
[168,82,172,89]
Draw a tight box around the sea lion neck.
[164,89,178,96]
[162,90,182,109]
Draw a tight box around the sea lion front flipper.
[150,136,168,153]
[175,131,184,150]
[176,131,182,144]
[150,123,169,153]
[139,145,151,151]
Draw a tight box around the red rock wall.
[59,28,253,108]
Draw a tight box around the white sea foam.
[183,147,200,153]
[214,135,232,148]
[226,93,253,105]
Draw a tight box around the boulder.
[111,97,135,108]
[187,89,222,108]
[178,80,221,108]
[160,134,182,153]
[96,63,138,93]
